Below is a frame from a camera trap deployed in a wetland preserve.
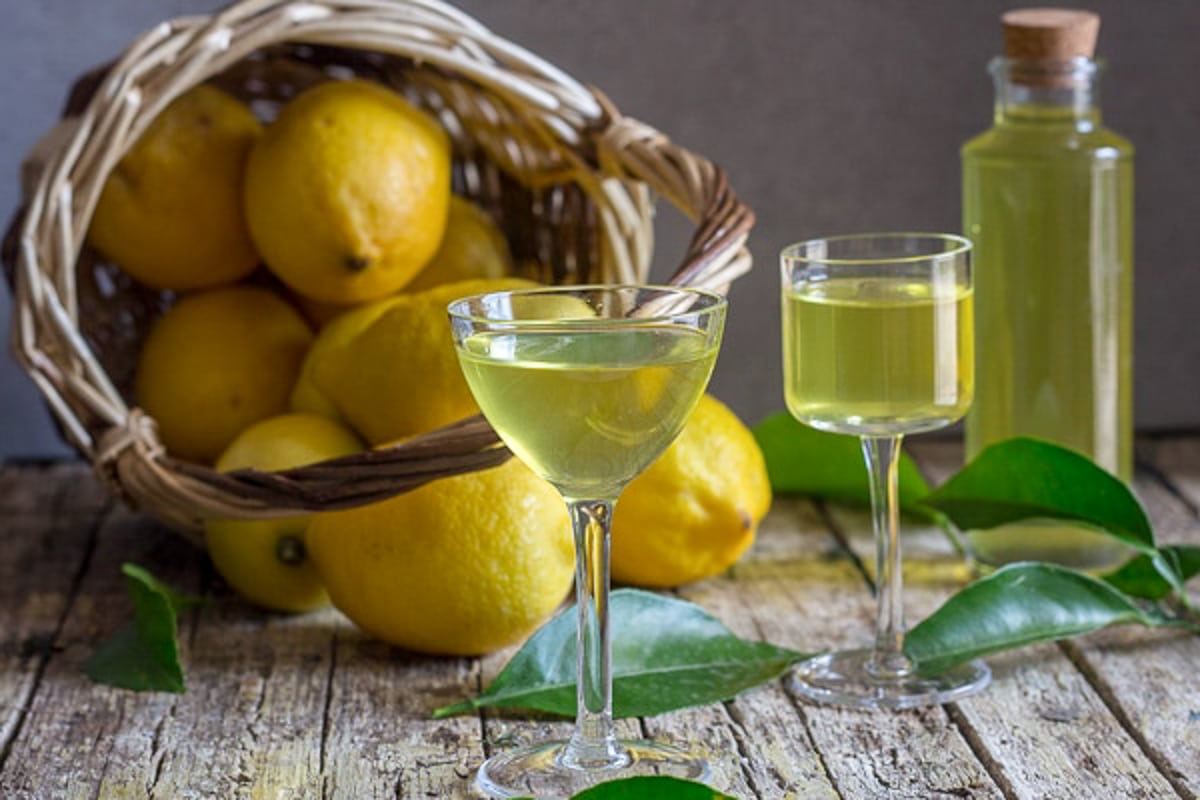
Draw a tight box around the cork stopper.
[1002,8,1100,60]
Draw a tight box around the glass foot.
[788,649,990,710]
[475,739,710,799]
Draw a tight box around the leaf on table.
[1103,545,1200,601]
[905,562,1191,676]
[566,776,736,799]
[84,562,203,693]
[433,589,805,719]
[121,563,206,613]
[752,412,930,510]
[918,437,1155,550]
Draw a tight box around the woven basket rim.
[4,0,756,536]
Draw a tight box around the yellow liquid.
[783,278,974,436]
[963,104,1133,570]
[457,326,717,498]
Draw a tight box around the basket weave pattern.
[4,0,754,536]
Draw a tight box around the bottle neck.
[990,57,1103,130]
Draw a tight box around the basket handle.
[587,90,755,294]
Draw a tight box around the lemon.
[307,458,573,656]
[289,293,407,423]
[88,84,262,289]
[611,394,771,588]
[206,414,362,612]
[135,287,313,463]
[298,277,535,445]
[405,196,513,292]
[244,79,451,304]
[287,195,512,325]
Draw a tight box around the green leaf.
[568,776,735,799]
[120,563,206,613]
[905,562,1188,676]
[1103,545,1200,601]
[918,437,1154,551]
[752,412,930,509]
[84,563,201,693]
[433,589,805,719]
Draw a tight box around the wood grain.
[1,448,1198,798]
[0,464,109,785]
[911,439,1198,799]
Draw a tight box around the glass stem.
[561,498,626,770]
[861,435,912,679]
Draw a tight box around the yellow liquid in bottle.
[963,103,1134,571]
[457,326,717,498]
[783,278,974,436]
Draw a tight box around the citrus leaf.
[121,562,206,614]
[752,412,930,510]
[918,437,1154,550]
[905,562,1190,676]
[569,776,735,799]
[84,563,202,693]
[433,589,805,719]
[1103,545,1200,601]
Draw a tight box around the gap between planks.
[909,438,1200,799]
[0,468,113,776]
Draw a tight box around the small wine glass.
[449,284,727,797]
[780,233,990,709]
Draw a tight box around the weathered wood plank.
[0,465,110,780]
[952,643,1183,799]
[1148,435,1200,510]
[0,498,198,799]
[909,439,1194,799]
[1059,446,1200,798]
[2,468,338,799]
[4,444,1199,798]
[144,600,338,798]
[473,620,647,796]
[727,496,1001,799]
[639,703,760,798]
[322,631,482,800]
[642,501,843,798]
[0,461,104,516]
[670,499,842,800]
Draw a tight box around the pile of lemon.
[89,79,770,656]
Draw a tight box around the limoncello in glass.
[780,234,988,709]
[456,325,718,497]
[449,286,726,797]
[783,277,974,436]
[962,9,1133,570]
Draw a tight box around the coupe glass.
[449,285,727,797]
[780,233,990,709]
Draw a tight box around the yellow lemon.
[206,414,362,612]
[88,84,262,289]
[307,458,573,656]
[135,287,313,463]
[299,277,535,444]
[289,293,407,423]
[611,394,771,588]
[244,79,451,304]
[405,195,513,292]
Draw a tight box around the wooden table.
[1,437,1198,799]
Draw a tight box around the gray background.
[2,1,1197,458]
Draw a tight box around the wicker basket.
[2,0,754,537]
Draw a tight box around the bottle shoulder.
[963,123,1134,159]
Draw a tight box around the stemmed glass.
[449,285,727,797]
[780,233,990,709]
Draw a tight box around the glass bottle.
[962,9,1134,571]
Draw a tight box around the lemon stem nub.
[276,535,308,566]
[344,255,371,272]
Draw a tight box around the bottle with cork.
[962,8,1134,570]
